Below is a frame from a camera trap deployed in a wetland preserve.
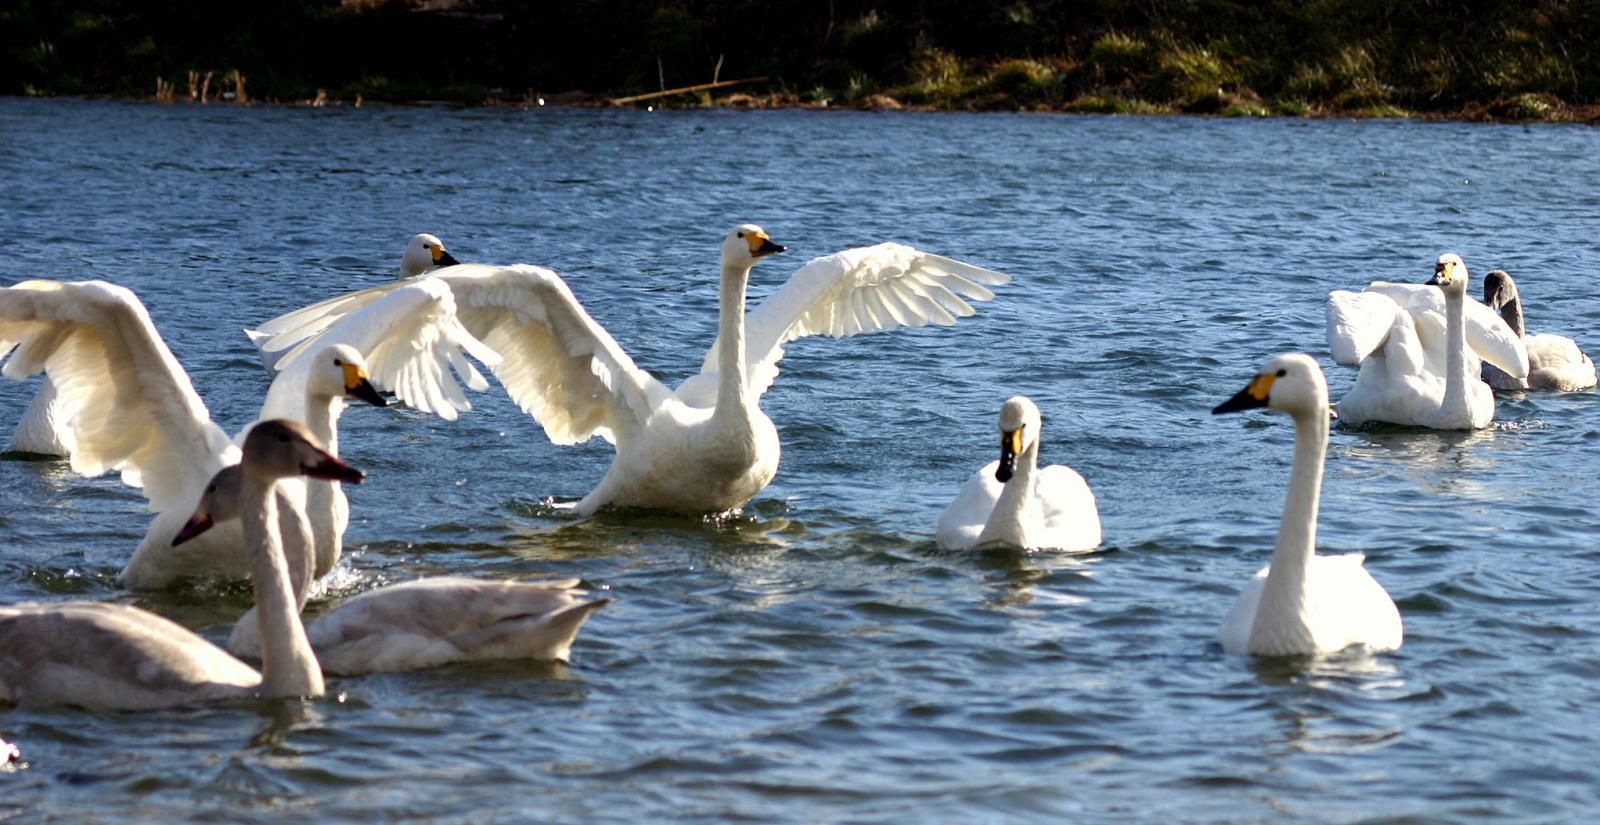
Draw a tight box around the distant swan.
[1326,253,1528,429]
[935,396,1100,551]
[0,279,483,588]
[0,420,356,709]
[1212,353,1403,656]
[246,225,1009,515]
[1480,269,1596,392]
[176,465,609,674]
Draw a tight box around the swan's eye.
[333,358,343,366]
[737,232,745,238]
[1276,369,1287,378]
[277,434,290,444]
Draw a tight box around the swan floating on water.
[1480,269,1596,392]
[176,465,609,674]
[247,225,1009,515]
[0,279,485,588]
[1212,353,1403,657]
[0,420,355,709]
[1326,253,1528,429]
[935,396,1100,551]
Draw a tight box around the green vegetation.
[5,1,1600,120]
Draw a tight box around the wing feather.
[0,280,233,511]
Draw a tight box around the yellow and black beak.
[172,513,214,547]
[995,427,1024,482]
[341,363,389,408]
[745,231,786,258]
[1427,260,1450,287]
[1213,373,1274,415]
[432,245,461,267]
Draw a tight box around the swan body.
[0,279,473,587]
[936,396,1100,551]
[178,464,608,674]
[248,233,461,374]
[246,225,1009,515]
[1326,254,1527,429]
[1212,353,1402,657]
[0,421,354,709]
[1480,269,1597,392]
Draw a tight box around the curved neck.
[1498,295,1526,338]
[275,485,316,608]
[978,440,1041,547]
[1441,286,1470,415]
[1248,408,1327,653]
[713,261,753,423]
[302,393,341,457]
[242,474,324,699]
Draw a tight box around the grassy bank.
[7,1,1600,121]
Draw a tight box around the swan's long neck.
[1247,408,1326,655]
[713,261,754,425]
[1441,285,1470,418]
[1498,295,1526,338]
[302,391,343,575]
[242,474,324,699]
[978,439,1041,548]
[302,393,341,457]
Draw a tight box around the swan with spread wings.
[248,225,1009,515]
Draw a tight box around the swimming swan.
[0,420,357,709]
[935,396,1100,551]
[247,233,462,374]
[246,225,1009,515]
[1212,353,1403,657]
[1326,253,1528,429]
[0,279,484,588]
[176,466,608,674]
[1480,269,1596,392]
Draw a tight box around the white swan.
[0,279,485,588]
[246,225,1009,515]
[175,466,608,674]
[247,233,462,374]
[1212,353,1403,657]
[1480,269,1597,392]
[935,396,1100,551]
[0,420,354,709]
[1326,253,1528,429]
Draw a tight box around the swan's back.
[1035,465,1102,551]
[1218,554,1402,656]
[0,602,257,710]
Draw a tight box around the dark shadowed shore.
[8,1,1600,122]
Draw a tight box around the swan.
[248,233,461,374]
[175,466,609,674]
[1326,253,1528,429]
[1212,353,1403,657]
[0,420,357,709]
[935,396,1100,551]
[0,279,487,588]
[1480,269,1597,392]
[245,225,1009,515]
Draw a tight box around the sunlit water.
[2,98,1599,822]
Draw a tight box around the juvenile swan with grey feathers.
[1213,354,1402,657]
[1480,269,1596,392]
[936,396,1100,551]
[246,225,1009,515]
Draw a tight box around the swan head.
[171,464,243,546]
[401,233,459,277]
[1213,353,1329,418]
[308,344,389,407]
[243,419,366,484]
[1427,253,1469,296]
[994,395,1042,482]
[1482,268,1520,310]
[721,224,786,269]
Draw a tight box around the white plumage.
[936,396,1100,552]
[1325,254,1528,429]
[0,279,470,588]
[246,225,1009,515]
[1213,353,1402,657]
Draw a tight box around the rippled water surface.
[2,99,1599,822]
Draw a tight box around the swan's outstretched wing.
[0,281,235,511]
[1362,282,1528,378]
[694,244,1009,401]
[247,276,423,372]
[1327,290,1420,368]
[264,280,500,421]
[246,265,671,445]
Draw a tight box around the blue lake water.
[2,98,1599,822]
